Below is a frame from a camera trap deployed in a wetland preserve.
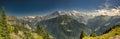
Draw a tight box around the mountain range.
[7,7,120,39]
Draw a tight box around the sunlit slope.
[10,32,43,39]
[83,25,120,39]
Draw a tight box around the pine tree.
[80,31,86,39]
[36,25,50,39]
[1,6,7,25]
[90,33,97,37]
[36,25,44,35]
[0,6,10,39]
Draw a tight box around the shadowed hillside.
[83,25,120,39]
[37,15,91,39]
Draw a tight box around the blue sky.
[0,0,119,17]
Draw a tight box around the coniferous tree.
[43,33,50,39]
[90,33,97,37]
[36,25,44,35]
[36,25,50,39]
[1,7,7,25]
[80,31,85,39]
[0,6,10,39]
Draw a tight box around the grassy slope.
[83,25,120,39]
[10,31,43,39]
[31,33,43,39]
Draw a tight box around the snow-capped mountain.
[67,7,120,24]
[88,6,120,16]
[69,6,120,17]
[20,7,120,39]
[42,11,66,20]
[67,10,96,24]
[68,10,86,16]
[22,6,120,25]
[23,16,36,22]
[23,16,43,24]
[22,11,67,26]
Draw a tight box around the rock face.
[109,35,120,39]
[7,16,19,25]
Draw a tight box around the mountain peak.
[51,11,66,15]
[71,10,79,13]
